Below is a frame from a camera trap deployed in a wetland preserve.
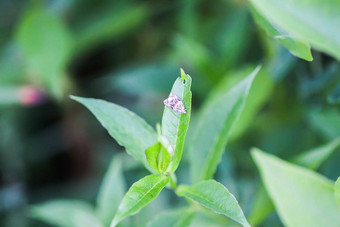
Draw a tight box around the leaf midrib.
[121,175,167,218]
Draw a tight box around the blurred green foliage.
[1,0,340,226]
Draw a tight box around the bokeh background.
[1,0,340,226]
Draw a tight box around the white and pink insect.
[163,93,186,114]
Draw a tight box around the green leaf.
[308,109,340,140]
[145,142,171,173]
[0,44,24,86]
[249,138,340,225]
[275,36,313,61]
[16,6,73,99]
[70,96,157,171]
[96,156,126,226]
[147,207,195,227]
[335,177,340,207]
[249,0,340,60]
[189,210,233,227]
[214,9,250,69]
[231,67,274,141]
[250,6,312,61]
[29,200,103,227]
[111,174,169,227]
[210,66,273,142]
[251,148,340,227]
[248,186,275,226]
[75,4,149,54]
[294,137,340,169]
[161,69,192,173]
[176,180,250,227]
[189,66,259,182]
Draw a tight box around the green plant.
[249,0,340,61]
[29,68,260,227]
[251,149,340,227]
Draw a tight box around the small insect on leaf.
[163,93,186,113]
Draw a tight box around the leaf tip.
[69,95,89,106]
[252,65,262,78]
[180,68,186,78]
[243,65,261,95]
[69,95,81,102]
[306,55,314,62]
[180,68,192,84]
[250,147,263,161]
[109,217,119,227]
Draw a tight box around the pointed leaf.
[251,148,340,227]
[147,207,195,227]
[176,180,250,227]
[250,6,312,61]
[213,66,274,142]
[161,69,192,172]
[335,177,340,207]
[96,157,126,226]
[189,66,259,182]
[249,137,340,225]
[70,96,157,171]
[29,200,102,227]
[111,174,169,227]
[294,137,340,169]
[145,142,171,173]
[308,109,340,140]
[249,0,340,60]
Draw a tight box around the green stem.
[168,173,177,189]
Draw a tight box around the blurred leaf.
[308,109,340,139]
[230,67,274,141]
[72,211,103,227]
[0,44,24,85]
[251,148,340,227]
[177,0,199,37]
[147,207,195,227]
[176,180,250,227]
[30,200,102,227]
[161,69,192,173]
[75,4,149,54]
[335,177,340,207]
[111,174,169,227]
[96,156,126,226]
[249,137,340,225]
[188,210,233,227]
[0,86,23,106]
[16,6,73,98]
[328,80,340,104]
[249,0,340,60]
[294,137,340,169]
[214,9,250,68]
[145,142,171,174]
[172,35,211,68]
[189,66,259,182]
[300,62,338,99]
[267,47,297,81]
[248,186,275,226]
[171,34,216,87]
[275,36,312,61]
[71,96,157,171]
[250,6,312,61]
[96,63,178,96]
